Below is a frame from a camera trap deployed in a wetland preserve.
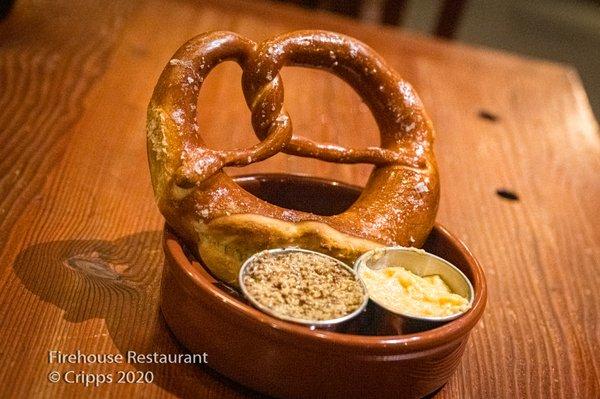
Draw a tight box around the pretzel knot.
[148,31,430,192]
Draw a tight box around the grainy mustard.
[243,251,364,321]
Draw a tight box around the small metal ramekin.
[354,246,474,330]
[239,248,369,330]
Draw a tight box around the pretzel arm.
[282,136,419,166]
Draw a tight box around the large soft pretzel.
[147,31,439,284]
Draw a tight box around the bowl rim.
[162,173,487,354]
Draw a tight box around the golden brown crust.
[198,214,385,284]
[147,30,439,283]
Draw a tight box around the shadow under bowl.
[161,173,487,399]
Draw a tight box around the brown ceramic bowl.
[161,174,487,399]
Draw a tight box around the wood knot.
[63,252,128,281]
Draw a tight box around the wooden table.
[0,0,598,397]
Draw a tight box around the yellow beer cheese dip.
[360,266,471,317]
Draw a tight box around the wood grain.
[0,0,598,397]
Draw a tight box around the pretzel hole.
[197,61,259,151]
[282,67,380,151]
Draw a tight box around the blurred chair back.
[284,0,468,39]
